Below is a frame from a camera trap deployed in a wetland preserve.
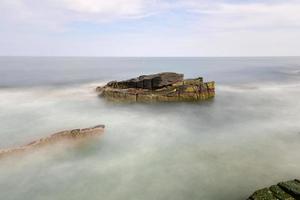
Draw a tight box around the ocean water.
[0,57,300,200]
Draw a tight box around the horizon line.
[0,55,300,58]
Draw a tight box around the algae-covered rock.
[278,180,300,198]
[97,72,215,103]
[270,185,295,200]
[248,188,277,200]
[248,180,300,200]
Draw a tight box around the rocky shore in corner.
[96,72,215,102]
[248,179,300,200]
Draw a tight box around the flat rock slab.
[248,179,300,200]
[0,124,105,158]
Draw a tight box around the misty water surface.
[0,57,300,200]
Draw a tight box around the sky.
[0,0,300,56]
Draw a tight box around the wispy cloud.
[0,0,300,56]
[2,0,300,29]
[62,0,150,15]
[0,0,160,28]
[185,1,300,30]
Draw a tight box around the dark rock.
[143,78,153,90]
[248,179,300,200]
[150,72,183,89]
[144,72,182,89]
[278,180,300,198]
[127,79,137,88]
[270,185,294,200]
[109,72,184,90]
[136,80,144,88]
[248,188,277,200]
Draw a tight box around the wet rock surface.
[248,179,300,200]
[0,125,105,158]
[97,72,215,102]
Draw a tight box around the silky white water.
[0,57,300,200]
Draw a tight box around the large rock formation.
[248,179,300,200]
[97,72,215,102]
[0,125,105,158]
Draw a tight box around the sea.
[0,57,300,200]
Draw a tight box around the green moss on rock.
[248,180,300,200]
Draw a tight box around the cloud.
[0,0,159,28]
[2,0,300,29]
[184,1,300,30]
[61,0,148,15]
[1,0,300,56]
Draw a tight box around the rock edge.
[248,179,300,200]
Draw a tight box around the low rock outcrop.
[248,179,300,200]
[0,125,105,158]
[97,72,215,102]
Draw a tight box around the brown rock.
[97,72,215,103]
[0,125,105,158]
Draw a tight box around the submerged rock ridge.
[248,179,300,200]
[0,125,105,158]
[97,72,215,102]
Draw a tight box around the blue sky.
[0,0,300,56]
